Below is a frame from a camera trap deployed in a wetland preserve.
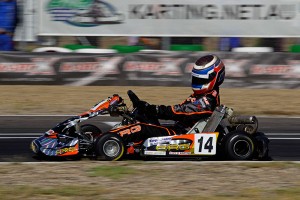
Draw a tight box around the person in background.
[0,0,18,51]
[219,37,241,51]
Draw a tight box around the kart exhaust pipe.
[228,116,258,125]
[228,116,258,134]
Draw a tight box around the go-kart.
[31,90,270,161]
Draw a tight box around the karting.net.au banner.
[0,51,299,89]
[39,0,300,37]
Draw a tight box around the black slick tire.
[95,133,125,161]
[223,131,255,160]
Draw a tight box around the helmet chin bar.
[192,79,216,95]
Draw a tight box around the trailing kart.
[31,90,270,161]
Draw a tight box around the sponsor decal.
[144,150,166,156]
[47,0,124,27]
[147,136,172,146]
[119,125,141,136]
[0,58,57,75]
[56,146,78,155]
[250,65,292,75]
[123,58,186,76]
[149,139,158,143]
[59,57,120,74]
[0,63,35,73]
[169,151,191,155]
[129,4,296,20]
[156,143,190,151]
[60,62,98,72]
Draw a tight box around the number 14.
[194,134,217,155]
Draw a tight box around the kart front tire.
[95,134,125,161]
[223,131,255,160]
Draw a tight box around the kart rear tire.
[81,124,102,142]
[253,132,271,160]
[95,133,125,161]
[223,131,255,160]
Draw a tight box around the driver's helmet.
[191,54,225,95]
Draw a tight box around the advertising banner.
[0,51,299,89]
[39,0,300,37]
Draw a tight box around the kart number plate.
[194,134,217,155]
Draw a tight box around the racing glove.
[137,100,158,116]
[108,105,125,116]
[108,105,118,116]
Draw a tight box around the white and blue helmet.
[192,55,225,94]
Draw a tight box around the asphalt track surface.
[0,116,299,162]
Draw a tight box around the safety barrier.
[0,51,299,88]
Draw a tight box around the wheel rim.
[233,139,251,158]
[103,139,120,157]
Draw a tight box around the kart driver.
[109,54,225,144]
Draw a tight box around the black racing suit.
[108,89,220,144]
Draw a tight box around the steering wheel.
[127,90,140,108]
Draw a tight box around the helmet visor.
[192,76,211,85]
[192,70,217,86]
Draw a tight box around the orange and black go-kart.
[31,90,270,161]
